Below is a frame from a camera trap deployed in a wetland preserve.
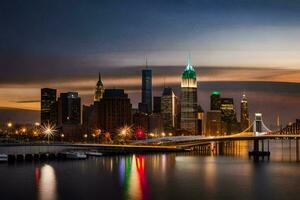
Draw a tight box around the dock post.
[296,138,299,162]
[253,139,259,152]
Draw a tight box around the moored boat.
[0,154,8,162]
[85,150,103,157]
[64,152,87,160]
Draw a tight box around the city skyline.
[1,0,300,127]
[0,68,300,128]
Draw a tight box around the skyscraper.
[240,93,250,131]
[220,98,238,134]
[197,105,204,135]
[98,89,132,135]
[139,64,152,113]
[161,87,178,132]
[153,96,161,113]
[210,91,221,110]
[83,73,105,134]
[94,73,104,102]
[180,55,198,135]
[133,112,149,133]
[41,88,57,125]
[206,110,222,136]
[58,92,81,125]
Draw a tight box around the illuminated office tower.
[161,87,178,132]
[180,55,198,135]
[206,110,222,136]
[220,98,238,134]
[197,105,204,135]
[94,72,104,102]
[240,93,250,131]
[210,91,221,110]
[41,88,57,125]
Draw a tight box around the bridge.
[134,113,275,145]
[133,113,300,158]
[0,113,299,160]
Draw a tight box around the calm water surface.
[0,141,300,200]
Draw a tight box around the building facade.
[41,88,57,125]
[210,91,221,110]
[180,56,198,135]
[161,87,177,132]
[94,73,104,102]
[240,93,250,131]
[98,89,132,136]
[153,96,161,113]
[82,103,99,130]
[133,112,149,133]
[220,98,238,134]
[206,110,222,136]
[197,105,204,135]
[58,92,81,125]
[57,92,81,141]
[149,113,163,134]
[139,67,152,113]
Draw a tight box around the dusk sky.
[1,0,300,126]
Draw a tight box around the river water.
[0,140,300,200]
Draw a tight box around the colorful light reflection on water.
[35,164,57,200]
[119,155,149,200]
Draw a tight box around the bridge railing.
[271,122,300,135]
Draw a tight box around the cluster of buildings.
[41,74,132,141]
[206,92,250,136]
[132,56,203,136]
[40,56,250,141]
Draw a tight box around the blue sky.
[1,0,300,67]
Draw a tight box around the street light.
[7,122,13,135]
[94,128,101,143]
[118,125,133,143]
[41,122,57,143]
[33,130,38,136]
[149,133,155,137]
[119,125,132,137]
[7,122,12,128]
[21,128,26,134]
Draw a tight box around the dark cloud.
[0,107,39,124]
[14,100,40,103]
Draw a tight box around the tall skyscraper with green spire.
[180,54,198,135]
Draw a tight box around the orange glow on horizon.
[1,67,300,111]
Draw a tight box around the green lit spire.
[212,91,220,95]
[182,53,196,79]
